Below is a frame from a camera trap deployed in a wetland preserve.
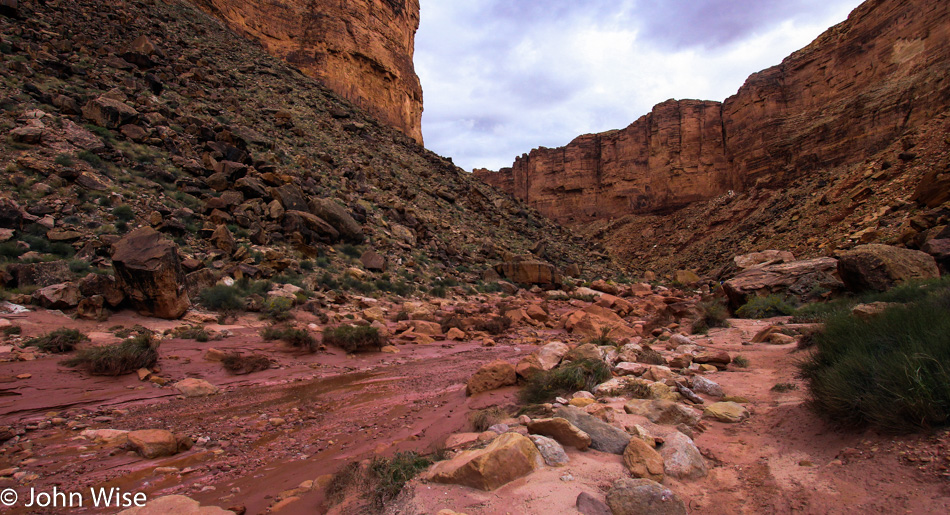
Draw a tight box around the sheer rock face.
[477,0,950,224]
[189,0,423,144]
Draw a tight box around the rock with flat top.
[554,406,629,454]
[466,360,516,395]
[527,417,591,450]
[117,495,232,514]
[426,433,543,491]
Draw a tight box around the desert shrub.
[199,285,244,312]
[473,316,511,335]
[693,299,730,333]
[261,326,316,352]
[736,294,798,319]
[63,334,158,375]
[476,281,502,294]
[520,358,611,404]
[221,353,271,375]
[112,204,134,222]
[54,154,74,167]
[173,326,210,342]
[792,299,852,323]
[394,309,410,322]
[323,324,385,353]
[370,452,433,509]
[338,243,362,258]
[26,328,88,353]
[732,355,750,368]
[637,348,666,365]
[325,462,363,507]
[470,407,508,432]
[798,288,950,432]
[1,325,22,336]
[262,296,293,321]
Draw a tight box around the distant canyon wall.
[188,0,424,144]
[476,0,950,224]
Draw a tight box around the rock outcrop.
[837,244,940,292]
[189,0,424,143]
[111,227,191,319]
[477,0,950,224]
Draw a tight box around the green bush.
[370,452,433,509]
[693,299,730,333]
[173,326,210,342]
[26,328,88,353]
[261,326,317,352]
[199,285,244,312]
[736,294,798,319]
[63,334,158,375]
[520,358,611,404]
[798,288,950,432]
[112,204,134,222]
[262,296,294,321]
[323,324,385,353]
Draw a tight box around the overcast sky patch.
[415,0,865,171]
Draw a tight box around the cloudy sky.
[415,0,865,172]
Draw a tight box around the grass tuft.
[693,299,730,333]
[62,334,158,375]
[261,326,316,352]
[370,452,433,509]
[520,358,611,404]
[798,286,950,432]
[26,328,89,353]
[736,294,798,319]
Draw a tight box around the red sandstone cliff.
[188,0,424,144]
[477,0,950,224]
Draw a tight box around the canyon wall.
[477,0,950,224]
[188,0,424,144]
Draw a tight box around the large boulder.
[111,227,190,319]
[837,244,940,292]
[494,260,561,286]
[466,360,517,395]
[82,96,139,129]
[309,198,363,243]
[722,257,842,309]
[606,478,687,515]
[657,432,707,480]
[554,406,630,454]
[282,210,339,244]
[922,238,950,273]
[426,432,544,491]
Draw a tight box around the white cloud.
[415,0,863,171]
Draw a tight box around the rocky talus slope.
[476,0,950,275]
[0,0,612,317]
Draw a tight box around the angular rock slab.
[704,401,750,423]
[527,417,591,450]
[606,478,687,515]
[117,495,232,514]
[623,438,665,482]
[466,360,516,395]
[528,434,569,466]
[111,227,190,319]
[427,433,543,491]
[554,406,630,454]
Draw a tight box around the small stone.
[528,434,569,467]
[704,402,750,423]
